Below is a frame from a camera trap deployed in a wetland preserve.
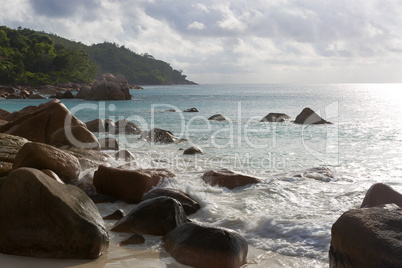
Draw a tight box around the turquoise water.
[1,83,402,264]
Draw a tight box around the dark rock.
[111,197,188,235]
[62,90,74,99]
[202,169,261,189]
[208,114,228,121]
[115,119,142,135]
[28,93,47,99]
[0,99,86,144]
[103,209,125,220]
[183,108,199,112]
[142,188,201,215]
[183,146,205,155]
[260,113,290,122]
[0,119,8,127]
[86,73,131,100]
[0,167,109,259]
[0,109,10,120]
[75,86,91,99]
[13,142,81,184]
[40,169,64,184]
[93,165,175,203]
[99,137,119,150]
[50,125,100,150]
[329,206,402,268]
[86,119,106,133]
[119,234,145,246]
[139,128,178,144]
[294,107,332,125]
[88,193,116,204]
[163,222,248,268]
[104,119,115,132]
[0,134,29,173]
[114,150,135,161]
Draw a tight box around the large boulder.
[142,188,201,215]
[163,222,248,268]
[329,207,402,268]
[294,107,332,124]
[0,99,86,143]
[260,113,290,122]
[139,128,178,144]
[111,196,188,235]
[0,133,28,177]
[50,125,101,150]
[86,73,131,100]
[93,165,175,203]
[0,167,109,259]
[202,169,261,189]
[13,142,81,184]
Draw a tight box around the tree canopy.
[0,26,195,86]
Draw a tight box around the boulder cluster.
[0,73,143,100]
[0,99,252,267]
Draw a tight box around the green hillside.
[0,26,196,86]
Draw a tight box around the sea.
[1,83,402,267]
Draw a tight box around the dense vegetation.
[0,26,195,86]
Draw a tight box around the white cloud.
[1,0,402,83]
[187,21,206,30]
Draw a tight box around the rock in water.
[294,107,332,124]
[329,207,402,268]
[183,146,205,155]
[260,113,290,122]
[111,196,188,235]
[139,128,178,144]
[13,142,81,184]
[208,114,228,121]
[93,165,175,203]
[202,169,261,189]
[142,188,201,215]
[86,73,131,100]
[0,167,109,259]
[163,222,248,268]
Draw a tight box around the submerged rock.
[260,113,290,122]
[183,108,199,112]
[163,222,248,268]
[202,168,261,189]
[139,128,179,144]
[294,107,332,125]
[330,206,402,268]
[183,146,205,155]
[142,188,201,215]
[0,167,109,259]
[208,114,228,121]
[111,196,188,235]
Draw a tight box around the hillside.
[0,26,196,86]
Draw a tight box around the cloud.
[187,21,205,30]
[1,0,402,83]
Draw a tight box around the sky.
[1,0,402,84]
